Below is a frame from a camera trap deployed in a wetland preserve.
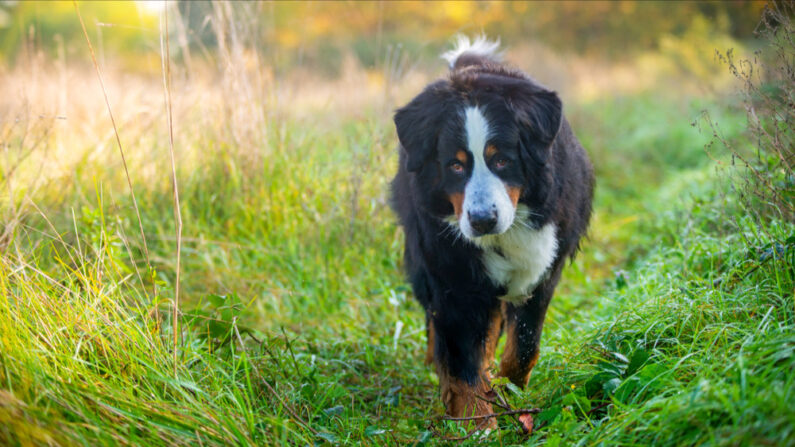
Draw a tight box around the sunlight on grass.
[1,2,793,445]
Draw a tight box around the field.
[1,2,794,446]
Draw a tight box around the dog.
[390,36,594,427]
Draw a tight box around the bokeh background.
[2,1,793,446]
[0,0,763,294]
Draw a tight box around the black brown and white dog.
[391,36,594,426]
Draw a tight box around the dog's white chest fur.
[474,218,558,304]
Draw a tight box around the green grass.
[1,85,793,447]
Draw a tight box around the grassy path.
[1,88,793,446]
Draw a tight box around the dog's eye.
[449,161,465,174]
[494,157,510,170]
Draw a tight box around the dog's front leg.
[431,303,502,429]
[499,267,562,388]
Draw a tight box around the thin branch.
[442,408,541,422]
[430,388,540,440]
[491,384,529,432]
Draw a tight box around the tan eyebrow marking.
[485,144,498,159]
[449,192,465,218]
[455,150,468,163]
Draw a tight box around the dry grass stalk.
[73,0,152,295]
[160,4,184,377]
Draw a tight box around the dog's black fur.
[390,43,594,420]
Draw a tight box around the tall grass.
[708,0,795,222]
[1,3,793,446]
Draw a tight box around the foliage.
[1,1,793,446]
[520,192,794,446]
[0,1,158,62]
[0,1,766,71]
[4,75,792,445]
[710,0,795,222]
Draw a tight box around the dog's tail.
[441,34,502,70]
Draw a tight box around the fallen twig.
[491,383,530,432]
[430,387,541,440]
[442,408,541,422]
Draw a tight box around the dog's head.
[394,72,562,239]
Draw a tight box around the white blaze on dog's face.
[457,106,519,239]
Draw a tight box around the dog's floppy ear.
[509,83,562,167]
[394,81,452,172]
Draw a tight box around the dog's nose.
[468,210,498,235]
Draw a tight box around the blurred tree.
[0,0,768,71]
[0,1,157,62]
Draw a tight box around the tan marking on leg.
[437,364,497,430]
[455,150,468,164]
[505,185,521,208]
[449,192,464,219]
[498,321,539,388]
[425,323,435,365]
[433,308,502,430]
[485,144,498,159]
[481,307,503,375]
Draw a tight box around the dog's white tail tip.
[440,34,502,69]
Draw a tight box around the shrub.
[711,0,794,222]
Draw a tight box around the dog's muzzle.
[468,208,498,235]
